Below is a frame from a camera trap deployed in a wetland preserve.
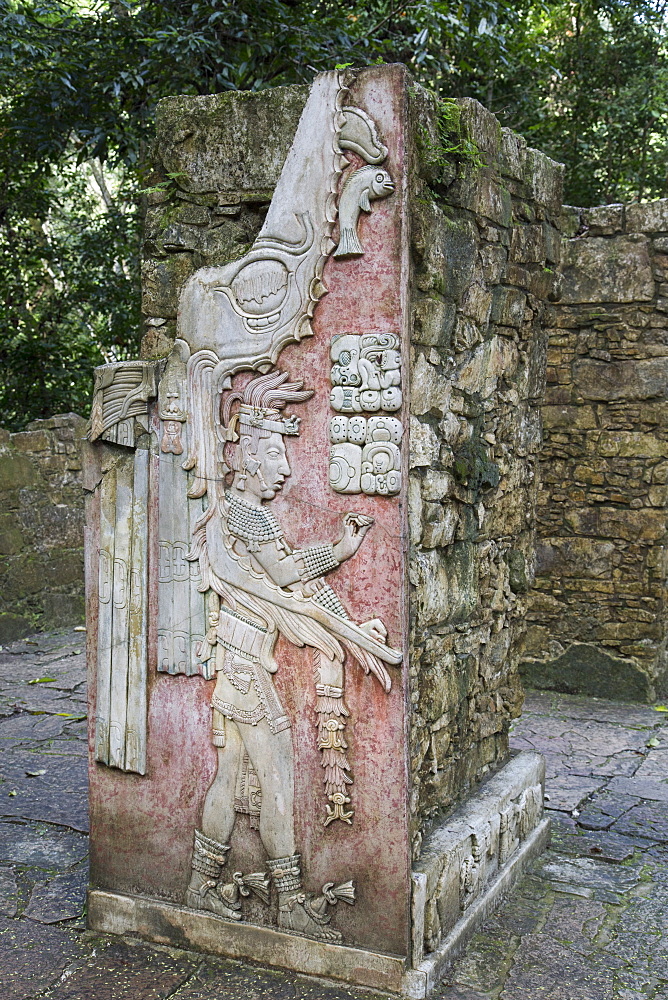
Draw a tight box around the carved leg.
[185,829,242,920]
[240,722,296,858]
[267,854,344,944]
[201,722,242,844]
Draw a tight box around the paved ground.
[1,628,668,999]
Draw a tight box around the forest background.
[1,0,667,428]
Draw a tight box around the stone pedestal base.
[88,751,547,996]
[410,819,550,996]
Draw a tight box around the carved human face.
[248,431,291,500]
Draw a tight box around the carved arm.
[252,541,339,588]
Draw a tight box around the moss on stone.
[415,95,483,177]
[452,438,500,496]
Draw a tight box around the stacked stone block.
[0,414,86,642]
[523,201,668,701]
[407,90,563,853]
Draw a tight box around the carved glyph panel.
[329,334,403,495]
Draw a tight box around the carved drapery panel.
[96,439,150,774]
[156,344,208,677]
[157,437,208,679]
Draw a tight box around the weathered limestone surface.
[140,85,309,352]
[525,201,668,701]
[408,87,563,857]
[0,414,86,642]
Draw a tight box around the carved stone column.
[85,65,560,995]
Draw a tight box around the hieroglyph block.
[329,333,403,495]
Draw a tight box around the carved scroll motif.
[96,440,150,774]
[329,334,403,495]
[89,361,159,448]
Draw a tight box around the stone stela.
[84,66,552,996]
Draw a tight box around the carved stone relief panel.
[329,334,403,495]
[459,824,494,910]
[88,67,410,962]
[498,784,543,864]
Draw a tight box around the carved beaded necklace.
[224,490,283,552]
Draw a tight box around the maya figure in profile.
[185,370,398,942]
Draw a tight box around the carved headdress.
[220,370,313,445]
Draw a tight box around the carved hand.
[332,513,374,563]
[359,618,388,643]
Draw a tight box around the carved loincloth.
[211,605,291,735]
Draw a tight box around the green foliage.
[524,1,668,206]
[417,96,483,174]
[1,0,668,427]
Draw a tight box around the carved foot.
[185,829,242,920]
[277,891,343,943]
[267,854,353,944]
[185,871,242,920]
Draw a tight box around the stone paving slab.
[2,631,668,997]
[0,865,18,916]
[0,747,88,831]
[607,775,668,802]
[44,939,198,1000]
[0,914,87,1000]
[613,802,668,843]
[0,818,88,868]
[25,866,89,924]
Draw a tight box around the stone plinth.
[85,66,560,994]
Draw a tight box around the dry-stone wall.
[523,201,668,702]
[0,414,86,642]
[407,89,563,852]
